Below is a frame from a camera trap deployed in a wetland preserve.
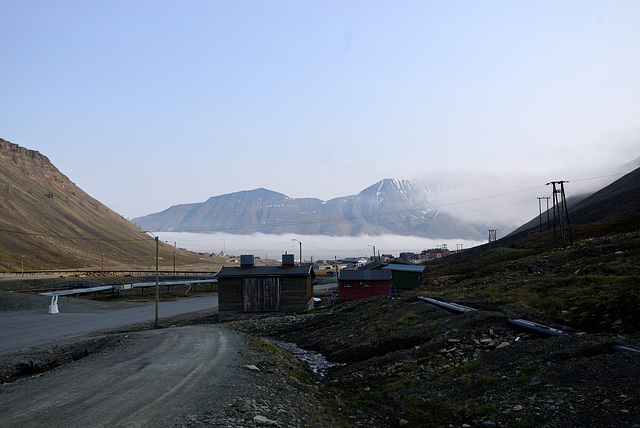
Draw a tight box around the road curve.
[0,325,251,427]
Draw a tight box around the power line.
[436,185,545,207]
[2,172,620,242]
[0,228,150,243]
[568,172,626,182]
[141,192,549,235]
[136,183,554,234]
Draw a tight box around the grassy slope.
[421,213,640,334]
[0,139,209,271]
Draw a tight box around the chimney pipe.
[240,255,255,268]
[281,254,295,267]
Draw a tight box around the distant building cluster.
[396,246,452,263]
[314,246,451,268]
[195,244,454,268]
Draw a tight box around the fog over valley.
[153,231,483,262]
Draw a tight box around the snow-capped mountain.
[131,179,485,239]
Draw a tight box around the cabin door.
[242,277,281,312]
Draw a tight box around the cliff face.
[0,138,179,270]
[0,138,85,198]
[0,139,52,166]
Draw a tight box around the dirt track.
[0,326,250,427]
[0,292,334,428]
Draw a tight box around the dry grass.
[420,217,640,334]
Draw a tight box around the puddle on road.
[268,338,345,376]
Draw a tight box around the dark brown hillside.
[0,138,205,271]
[567,166,640,225]
[511,166,640,236]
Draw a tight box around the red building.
[422,248,451,260]
[338,269,393,301]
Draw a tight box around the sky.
[2,0,639,229]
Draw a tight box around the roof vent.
[281,254,295,267]
[240,255,255,268]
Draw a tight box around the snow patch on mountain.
[132,178,484,239]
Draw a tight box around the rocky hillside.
[233,215,640,427]
[238,290,640,427]
[0,138,203,271]
[132,178,485,239]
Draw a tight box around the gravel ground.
[0,291,336,427]
[233,295,640,428]
[0,325,334,427]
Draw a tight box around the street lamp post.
[291,239,302,265]
[143,231,160,328]
[154,236,159,327]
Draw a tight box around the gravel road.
[0,325,250,427]
[0,295,218,354]
[0,292,334,428]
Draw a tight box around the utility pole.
[154,235,159,327]
[546,181,572,247]
[545,196,550,230]
[143,231,160,328]
[537,197,550,232]
[488,229,497,250]
[456,244,463,260]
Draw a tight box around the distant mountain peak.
[359,178,440,211]
[132,179,483,239]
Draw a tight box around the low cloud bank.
[155,231,483,261]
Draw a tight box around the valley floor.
[2,282,640,427]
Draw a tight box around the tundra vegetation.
[234,214,640,427]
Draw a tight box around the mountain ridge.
[131,178,485,239]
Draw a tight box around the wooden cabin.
[215,254,315,320]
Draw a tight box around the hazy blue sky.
[2,1,639,222]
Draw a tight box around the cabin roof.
[382,264,426,273]
[338,269,392,281]
[214,263,315,279]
